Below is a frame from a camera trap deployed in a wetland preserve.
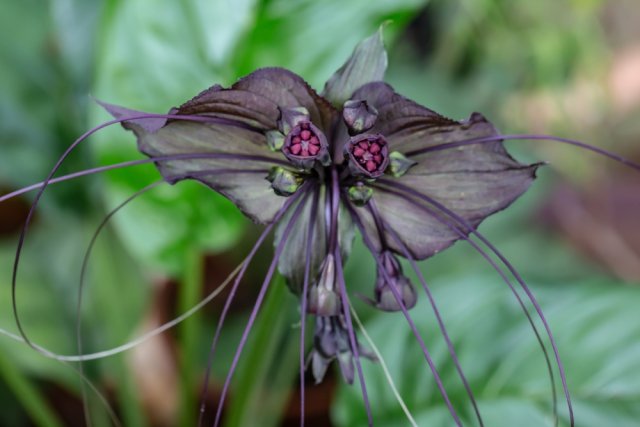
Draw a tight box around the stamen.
[345,134,390,178]
[282,121,330,168]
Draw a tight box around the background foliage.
[1,0,639,426]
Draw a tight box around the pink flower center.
[288,122,321,158]
[350,137,386,173]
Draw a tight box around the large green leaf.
[91,0,257,273]
[233,0,430,88]
[334,275,640,426]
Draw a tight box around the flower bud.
[308,254,342,316]
[374,251,417,312]
[342,99,378,135]
[388,151,417,177]
[277,106,310,135]
[310,315,375,384]
[347,182,373,206]
[344,134,390,178]
[282,120,331,170]
[265,130,285,151]
[266,167,303,196]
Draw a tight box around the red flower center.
[287,122,321,158]
[349,135,388,174]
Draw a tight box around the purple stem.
[76,180,165,427]
[330,168,374,426]
[197,183,310,427]
[405,134,640,173]
[10,112,286,350]
[367,199,484,426]
[212,189,310,427]
[0,152,284,204]
[299,188,320,427]
[377,179,571,426]
[346,200,463,427]
[375,185,559,426]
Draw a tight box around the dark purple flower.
[8,27,640,427]
[93,28,541,426]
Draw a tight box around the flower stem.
[178,246,204,426]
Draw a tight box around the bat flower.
[95,29,539,425]
[16,27,640,427]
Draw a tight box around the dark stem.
[0,153,276,204]
[299,188,320,427]
[367,199,484,427]
[328,168,341,253]
[197,182,311,427]
[212,188,311,427]
[76,181,165,427]
[377,179,570,426]
[10,113,285,353]
[330,170,374,426]
[404,133,640,173]
[346,200,463,427]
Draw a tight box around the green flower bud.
[347,183,373,206]
[388,151,417,177]
[266,167,303,197]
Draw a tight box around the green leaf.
[92,0,254,273]
[334,275,640,426]
[233,0,429,89]
[322,27,388,107]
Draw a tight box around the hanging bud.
[373,251,417,312]
[388,151,417,177]
[308,254,341,316]
[344,134,390,178]
[343,99,378,135]
[266,167,303,196]
[310,315,375,384]
[347,182,373,206]
[277,106,310,135]
[282,120,331,170]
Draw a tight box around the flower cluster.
[95,29,543,425]
[18,27,640,427]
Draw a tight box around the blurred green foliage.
[1,0,639,426]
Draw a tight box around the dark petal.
[100,69,339,224]
[322,28,387,108]
[343,99,378,135]
[351,83,539,259]
[360,163,538,259]
[100,100,293,223]
[275,190,355,294]
[311,352,331,385]
[140,121,294,223]
[97,100,167,133]
[352,82,494,154]
[178,68,338,134]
